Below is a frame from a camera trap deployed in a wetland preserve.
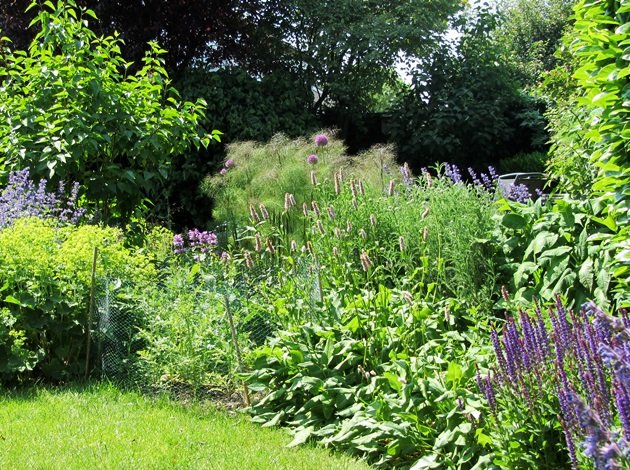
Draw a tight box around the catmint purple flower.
[506,183,531,203]
[0,168,85,227]
[314,134,329,146]
[488,166,498,180]
[306,154,319,165]
[444,163,463,184]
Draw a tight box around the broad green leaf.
[501,213,527,230]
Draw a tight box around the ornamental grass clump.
[478,297,630,469]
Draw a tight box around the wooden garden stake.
[224,293,251,406]
[84,246,98,378]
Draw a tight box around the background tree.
[245,0,461,114]
[0,0,258,73]
[388,4,546,169]
[495,0,575,86]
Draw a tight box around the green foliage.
[493,196,613,308]
[0,0,220,222]
[496,151,549,174]
[0,218,156,383]
[135,262,244,390]
[567,0,630,307]
[389,4,545,167]
[176,68,317,142]
[539,0,630,306]
[246,287,492,468]
[203,134,403,237]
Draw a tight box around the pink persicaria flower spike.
[314,134,329,146]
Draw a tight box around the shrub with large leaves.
[0,0,220,222]
[246,286,492,468]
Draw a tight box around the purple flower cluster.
[505,183,532,203]
[219,159,235,176]
[468,166,497,192]
[172,228,218,259]
[444,163,463,184]
[479,298,630,468]
[442,163,498,192]
[0,168,85,228]
[314,134,329,147]
[306,154,318,165]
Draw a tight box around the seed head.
[249,205,260,223]
[360,251,372,272]
[243,250,254,269]
[387,179,395,197]
[266,238,275,255]
[259,203,269,220]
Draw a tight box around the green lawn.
[0,383,370,469]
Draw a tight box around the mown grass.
[0,382,370,469]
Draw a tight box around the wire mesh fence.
[92,253,321,405]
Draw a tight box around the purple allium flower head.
[220,168,228,176]
[314,134,329,146]
[224,159,235,168]
[307,154,318,165]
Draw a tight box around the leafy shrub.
[0,218,156,383]
[496,151,549,175]
[246,286,492,468]
[0,0,220,222]
[493,195,615,309]
[477,298,630,469]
